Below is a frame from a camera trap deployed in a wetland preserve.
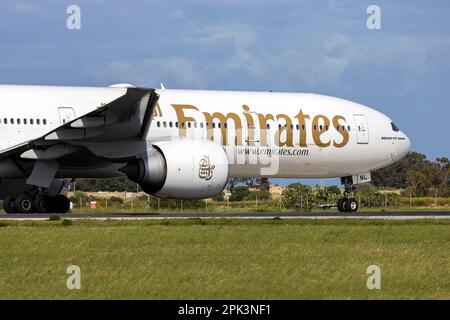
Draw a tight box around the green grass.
[64,206,450,214]
[0,219,450,299]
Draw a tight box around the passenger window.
[175,122,178,128]
[313,125,317,131]
[347,126,351,131]
[4,118,7,124]
[200,123,204,128]
[278,124,281,129]
[212,123,216,129]
[187,122,191,128]
[296,124,299,130]
[163,121,167,128]
[37,119,40,125]
[24,119,27,125]
[17,119,21,124]
[319,125,323,131]
[224,123,227,129]
[267,124,270,129]
[157,121,161,127]
[182,122,185,128]
[218,123,221,129]
[30,119,34,125]
[10,118,14,124]
[358,126,361,132]
[169,122,173,128]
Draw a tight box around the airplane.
[0,84,410,214]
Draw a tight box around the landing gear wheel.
[35,195,50,213]
[49,195,70,213]
[337,199,346,212]
[15,194,35,214]
[345,198,359,212]
[3,195,17,214]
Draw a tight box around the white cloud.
[86,31,450,93]
[183,24,257,50]
[12,2,35,13]
[86,57,205,89]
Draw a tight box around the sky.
[0,0,449,186]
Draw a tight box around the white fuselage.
[0,85,411,180]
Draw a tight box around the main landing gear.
[3,189,70,214]
[337,177,359,213]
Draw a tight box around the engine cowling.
[120,139,229,199]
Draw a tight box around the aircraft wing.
[0,87,159,159]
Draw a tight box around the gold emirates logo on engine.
[199,155,215,181]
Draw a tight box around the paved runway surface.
[1,211,450,220]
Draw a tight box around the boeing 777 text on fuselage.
[0,84,410,213]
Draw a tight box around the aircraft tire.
[346,198,359,212]
[15,194,35,214]
[3,195,17,214]
[337,198,346,212]
[49,195,70,213]
[35,195,50,213]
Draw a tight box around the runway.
[1,211,450,220]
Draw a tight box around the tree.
[405,170,428,196]
[372,152,449,197]
[282,183,315,211]
[315,186,342,203]
[245,190,271,201]
[229,186,250,202]
[436,157,450,197]
[372,152,429,188]
[227,177,257,193]
[75,177,137,192]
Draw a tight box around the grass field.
[66,205,450,214]
[0,218,449,299]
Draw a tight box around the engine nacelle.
[120,139,229,199]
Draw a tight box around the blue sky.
[0,0,449,186]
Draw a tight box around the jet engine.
[120,139,229,199]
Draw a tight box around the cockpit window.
[391,122,400,132]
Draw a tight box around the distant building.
[269,185,285,198]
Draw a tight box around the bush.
[315,186,341,203]
[61,219,73,226]
[147,196,205,210]
[212,193,224,202]
[109,196,124,205]
[229,186,250,202]
[48,214,60,221]
[282,183,315,212]
[245,190,271,201]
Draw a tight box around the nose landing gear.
[337,177,359,213]
[337,197,359,212]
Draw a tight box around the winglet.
[160,83,166,90]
